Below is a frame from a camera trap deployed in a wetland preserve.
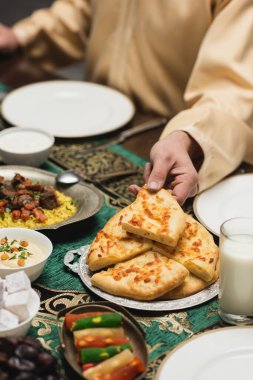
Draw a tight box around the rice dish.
[0,191,77,229]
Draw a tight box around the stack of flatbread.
[87,186,219,301]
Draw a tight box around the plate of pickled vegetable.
[57,301,148,379]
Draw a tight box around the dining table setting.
[1,51,253,380]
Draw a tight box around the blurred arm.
[13,0,92,71]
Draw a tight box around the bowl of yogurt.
[0,228,53,281]
[0,127,54,167]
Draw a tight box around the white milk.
[219,234,253,316]
[0,130,51,153]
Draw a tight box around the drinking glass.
[219,217,253,325]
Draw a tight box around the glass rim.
[220,217,253,240]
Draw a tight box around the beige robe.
[13,0,253,191]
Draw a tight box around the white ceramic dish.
[0,288,40,337]
[1,81,135,138]
[155,326,253,380]
[0,127,54,167]
[193,173,253,236]
[0,228,53,281]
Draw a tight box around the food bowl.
[57,301,148,379]
[0,127,54,167]
[0,228,53,281]
[0,288,40,337]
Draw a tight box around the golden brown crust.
[153,214,219,281]
[87,190,219,301]
[87,207,152,271]
[91,251,189,301]
[161,252,220,299]
[121,186,186,247]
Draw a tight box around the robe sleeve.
[13,0,92,71]
[161,0,253,191]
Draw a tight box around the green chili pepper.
[80,343,132,363]
[71,313,122,331]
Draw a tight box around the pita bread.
[87,207,152,271]
[153,215,218,281]
[91,251,189,301]
[121,186,186,247]
[161,253,219,299]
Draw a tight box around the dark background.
[0,0,83,79]
[0,0,53,25]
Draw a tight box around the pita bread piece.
[121,186,186,247]
[91,251,189,301]
[153,215,218,282]
[161,253,219,299]
[87,207,152,271]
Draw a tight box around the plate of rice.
[0,166,103,230]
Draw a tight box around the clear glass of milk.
[219,217,253,325]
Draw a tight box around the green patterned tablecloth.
[31,154,222,380]
[0,83,223,380]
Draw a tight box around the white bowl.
[0,127,54,167]
[0,288,40,337]
[0,228,53,281]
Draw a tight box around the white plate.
[64,245,218,311]
[156,326,253,380]
[193,174,253,236]
[1,81,135,138]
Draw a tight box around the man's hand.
[129,131,203,205]
[0,23,19,54]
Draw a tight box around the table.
[0,53,163,160]
[0,52,225,380]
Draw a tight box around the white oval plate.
[156,326,253,380]
[2,81,135,138]
[64,245,218,311]
[193,174,253,236]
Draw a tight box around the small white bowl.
[0,288,40,337]
[0,127,54,167]
[0,228,53,281]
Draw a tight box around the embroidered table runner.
[0,83,222,380]
[33,152,222,380]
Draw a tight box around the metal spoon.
[56,170,81,185]
[56,167,142,186]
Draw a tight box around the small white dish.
[0,288,40,337]
[1,81,135,138]
[0,228,53,281]
[156,326,253,380]
[193,173,253,236]
[0,127,54,167]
